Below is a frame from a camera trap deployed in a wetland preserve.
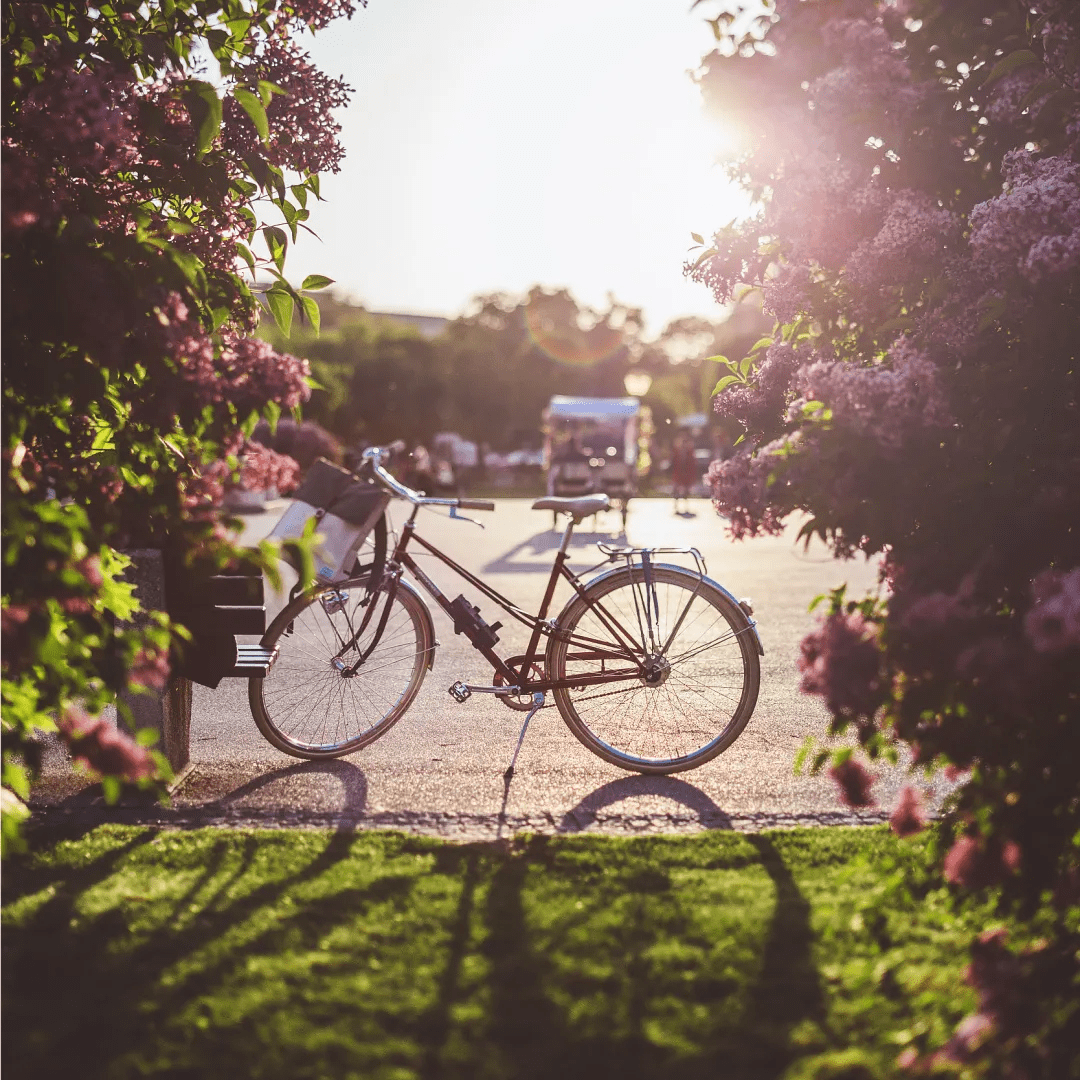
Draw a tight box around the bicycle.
[249,443,764,775]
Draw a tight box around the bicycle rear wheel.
[249,574,432,759]
[546,565,760,773]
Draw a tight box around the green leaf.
[300,295,321,334]
[234,87,269,143]
[263,226,287,272]
[797,518,821,549]
[739,355,754,376]
[169,248,205,287]
[265,287,293,337]
[257,78,286,104]
[711,374,742,396]
[793,736,815,777]
[264,399,281,435]
[983,49,1039,86]
[190,80,222,156]
[235,241,256,272]
[704,353,730,367]
[301,274,334,291]
[690,232,704,245]
[748,336,775,355]
[1019,76,1062,110]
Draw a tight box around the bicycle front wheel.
[249,574,432,759]
[547,565,760,774]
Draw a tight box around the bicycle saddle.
[532,495,610,518]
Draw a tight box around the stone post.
[116,548,192,773]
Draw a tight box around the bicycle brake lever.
[449,506,484,529]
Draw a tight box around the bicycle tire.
[249,573,432,759]
[546,564,760,774]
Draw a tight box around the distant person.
[671,432,697,515]
[408,444,435,493]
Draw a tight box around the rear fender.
[567,561,765,657]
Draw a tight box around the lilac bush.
[692,1,1079,1069]
[2,0,354,847]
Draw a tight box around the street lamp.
[623,370,652,397]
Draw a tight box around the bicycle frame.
[381,502,649,696]
[329,444,757,704]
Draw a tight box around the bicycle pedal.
[448,681,472,703]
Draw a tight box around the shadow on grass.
[5,829,826,1080]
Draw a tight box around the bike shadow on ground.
[482,527,628,575]
[199,758,369,817]
[556,774,733,833]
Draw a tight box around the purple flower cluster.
[238,441,301,496]
[845,191,959,292]
[761,264,813,325]
[828,757,875,809]
[969,154,1080,286]
[706,446,789,540]
[791,338,951,452]
[147,293,312,417]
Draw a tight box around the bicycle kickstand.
[504,692,545,782]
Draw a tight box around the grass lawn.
[3,826,1006,1080]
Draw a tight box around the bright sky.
[284,0,749,336]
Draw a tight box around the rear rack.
[594,543,708,581]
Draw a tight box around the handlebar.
[361,444,495,513]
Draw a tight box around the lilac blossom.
[845,191,959,291]
[791,338,951,451]
[889,785,926,837]
[798,610,885,720]
[969,154,1080,286]
[1024,568,1080,654]
[761,264,813,325]
[828,757,876,809]
[707,443,789,539]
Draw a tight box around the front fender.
[395,576,437,670]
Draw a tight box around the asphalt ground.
[33,498,932,838]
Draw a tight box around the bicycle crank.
[493,655,547,711]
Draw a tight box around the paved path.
[36,498,922,838]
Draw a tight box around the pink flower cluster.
[225,39,352,175]
[58,709,155,781]
[798,610,886,721]
[3,66,137,233]
[828,757,875,809]
[238,441,301,495]
[944,834,1022,890]
[148,293,312,417]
